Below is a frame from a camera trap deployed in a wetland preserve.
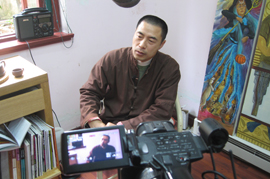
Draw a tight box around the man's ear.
[159,40,166,50]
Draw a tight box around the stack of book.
[0,115,57,179]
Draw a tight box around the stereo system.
[13,8,54,41]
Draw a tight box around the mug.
[12,68,24,77]
[0,61,6,77]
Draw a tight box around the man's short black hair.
[136,15,168,42]
[103,134,110,141]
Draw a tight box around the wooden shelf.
[36,168,62,179]
[0,56,61,179]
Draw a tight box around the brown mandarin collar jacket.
[80,47,180,130]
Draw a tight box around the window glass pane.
[0,0,21,35]
[1,0,61,38]
[28,0,38,8]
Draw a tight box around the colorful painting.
[236,0,270,151]
[198,0,265,134]
[237,115,270,151]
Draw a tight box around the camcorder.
[61,118,229,179]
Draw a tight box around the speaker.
[16,16,35,40]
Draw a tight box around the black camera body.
[61,119,228,179]
[122,123,209,179]
[13,8,54,41]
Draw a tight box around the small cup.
[12,68,24,78]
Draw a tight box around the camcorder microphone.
[61,118,229,179]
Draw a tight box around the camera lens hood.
[199,118,229,153]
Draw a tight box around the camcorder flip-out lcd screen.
[61,125,129,175]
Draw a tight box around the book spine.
[1,151,10,179]
[33,135,38,178]
[51,127,58,168]
[0,151,1,179]
[20,147,26,179]
[42,130,46,172]
[16,149,21,179]
[8,150,17,179]
[30,136,34,179]
[48,130,53,169]
[2,117,59,179]
[8,150,14,179]
[23,139,31,179]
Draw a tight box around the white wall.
[0,0,217,130]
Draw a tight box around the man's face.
[132,21,166,62]
[101,135,109,147]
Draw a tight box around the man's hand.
[88,120,106,128]
[106,122,116,127]
[88,120,122,128]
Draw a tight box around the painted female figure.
[199,0,261,127]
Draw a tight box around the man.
[87,134,116,162]
[80,15,181,130]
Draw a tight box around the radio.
[13,8,54,42]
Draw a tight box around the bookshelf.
[0,56,61,179]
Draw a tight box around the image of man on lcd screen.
[87,134,116,162]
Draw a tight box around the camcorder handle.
[21,7,50,14]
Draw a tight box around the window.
[0,0,74,55]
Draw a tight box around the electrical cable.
[209,147,218,179]
[152,155,173,179]
[201,146,227,179]
[229,150,237,179]
[52,109,61,127]
[58,0,73,34]
[25,40,62,128]
[51,0,74,48]
[24,0,73,128]
[25,40,36,65]
[202,170,227,179]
